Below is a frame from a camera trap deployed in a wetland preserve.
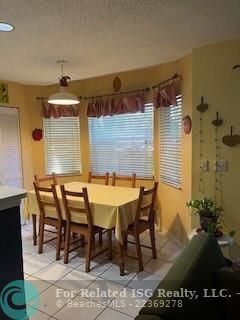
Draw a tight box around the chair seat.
[69,222,104,235]
[127,219,149,235]
[44,217,65,227]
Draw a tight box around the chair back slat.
[112,172,136,188]
[60,185,93,228]
[34,172,58,185]
[88,171,109,185]
[33,182,62,221]
[134,182,158,227]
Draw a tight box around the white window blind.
[88,104,154,179]
[43,117,81,175]
[159,95,182,188]
[0,107,23,188]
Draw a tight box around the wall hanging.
[197,96,208,194]
[113,76,121,92]
[183,115,192,134]
[212,111,224,209]
[32,128,43,141]
[222,126,240,147]
[0,82,8,103]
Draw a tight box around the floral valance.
[87,93,146,117]
[42,101,80,118]
[153,82,177,108]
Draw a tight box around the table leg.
[118,239,125,276]
[32,214,37,246]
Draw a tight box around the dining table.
[25,181,140,275]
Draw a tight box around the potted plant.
[186,198,223,235]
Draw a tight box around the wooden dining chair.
[31,172,58,246]
[124,182,158,272]
[88,171,109,185]
[33,182,65,260]
[112,172,136,188]
[60,185,112,272]
[34,172,58,185]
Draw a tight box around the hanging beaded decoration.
[196,96,208,194]
[212,112,223,207]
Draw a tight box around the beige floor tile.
[163,239,184,251]
[26,276,52,298]
[127,271,162,291]
[24,256,51,275]
[33,263,73,283]
[53,296,105,320]
[111,287,145,317]
[144,259,174,277]
[157,246,182,262]
[97,308,133,319]
[30,285,70,316]
[27,308,50,320]
[100,264,136,286]
[84,279,124,303]
[55,269,96,293]
[76,258,113,276]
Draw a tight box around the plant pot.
[200,215,218,233]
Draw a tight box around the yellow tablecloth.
[26,182,140,243]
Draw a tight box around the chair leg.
[64,223,71,264]
[86,233,93,273]
[149,223,157,259]
[38,216,44,254]
[32,214,37,246]
[123,231,128,250]
[99,231,103,244]
[56,224,62,261]
[108,229,112,260]
[134,233,143,272]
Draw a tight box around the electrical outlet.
[200,159,209,171]
[214,160,227,172]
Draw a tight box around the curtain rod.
[152,73,182,89]
[81,87,150,100]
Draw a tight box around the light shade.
[48,88,79,105]
[0,22,14,32]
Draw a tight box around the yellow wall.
[192,39,240,250]
[24,54,193,243]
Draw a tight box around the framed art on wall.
[0,83,8,103]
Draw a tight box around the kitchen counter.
[0,186,27,210]
[0,186,27,319]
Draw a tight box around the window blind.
[159,95,182,188]
[43,117,81,175]
[0,107,23,187]
[88,104,154,179]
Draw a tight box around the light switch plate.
[214,160,227,172]
[200,159,209,171]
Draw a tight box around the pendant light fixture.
[48,60,79,105]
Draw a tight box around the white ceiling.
[0,0,240,85]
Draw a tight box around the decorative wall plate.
[196,96,208,113]
[32,128,43,141]
[183,115,192,134]
[222,127,240,147]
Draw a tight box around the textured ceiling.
[0,0,240,85]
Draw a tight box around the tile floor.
[21,223,184,320]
